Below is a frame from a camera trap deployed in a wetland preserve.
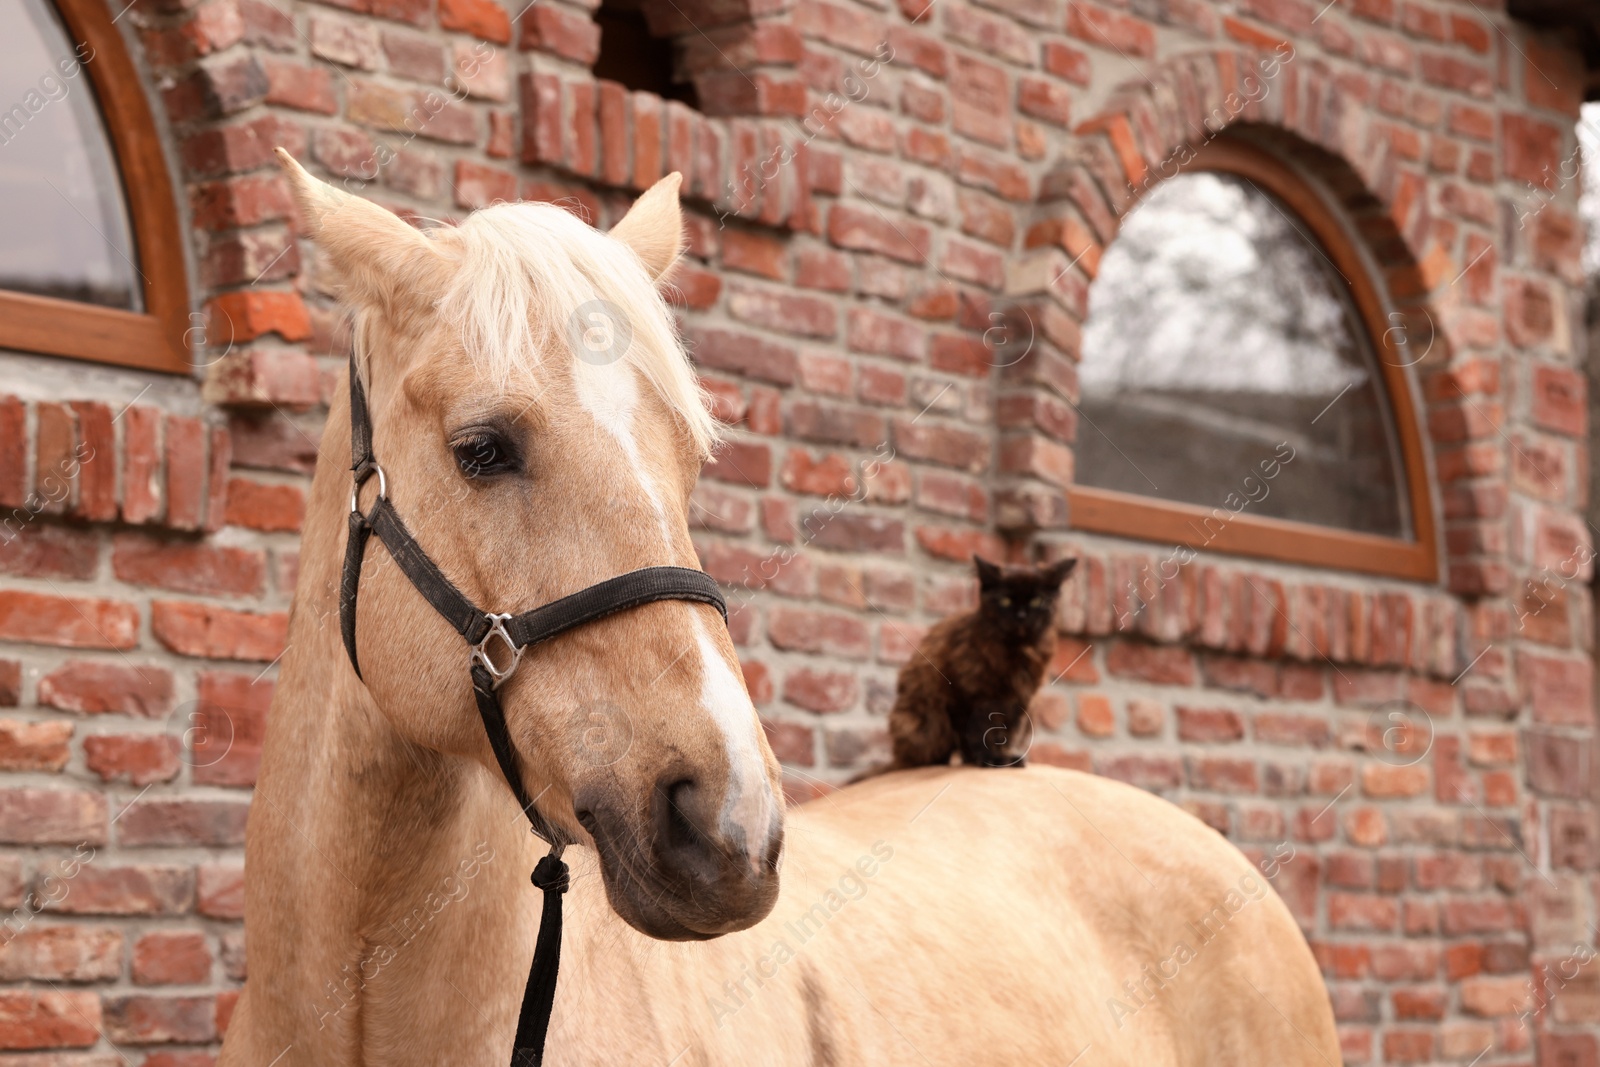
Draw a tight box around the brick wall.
[0,0,1594,1061]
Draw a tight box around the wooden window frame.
[0,0,190,373]
[1067,138,1439,583]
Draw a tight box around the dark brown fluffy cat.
[885,555,1077,770]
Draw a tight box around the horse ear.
[1047,557,1078,586]
[610,172,685,282]
[973,555,1003,589]
[274,147,448,311]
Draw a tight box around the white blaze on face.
[572,357,675,548]
[573,353,778,858]
[692,614,777,858]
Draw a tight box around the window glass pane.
[0,0,140,310]
[1077,171,1408,539]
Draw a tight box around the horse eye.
[451,430,520,478]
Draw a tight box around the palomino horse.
[218,153,1340,1066]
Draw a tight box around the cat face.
[974,556,1078,637]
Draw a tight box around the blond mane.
[429,201,720,458]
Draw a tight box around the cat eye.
[999,597,1011,607]
[1030,597,1042,607]
[450,427,522,479]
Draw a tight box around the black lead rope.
[339,361,727,1066]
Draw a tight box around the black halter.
[338,360,727,1067]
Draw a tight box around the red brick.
[1518,649,1592,725]
[0,719,72,772]
[197,865,244,919]
[84,735,183,786]
[261,56,337,113]
[723,229,789,281]
[112,535,265,597]
[727,282,837,339]
[47,865,193,917]
[222,477,305,533]
[1531,364,1585,436]
[0,925,122,982]
[192,671,273,787]
[826,203,932,264]
[1098,754,1182,791]
[115,798,250,848]
[914,525,1006,564]
[1075,693,1114,737]
[189,174,294,232]
[1177,705,1245,743]
[1067,1,1155,56]
[151,601,288,662]
[1105,641,1196,685]
[441,0,511,42]
[0,525,99,581]
[891,420,988,472]
[1502,112,1564,187]
[103,995,216,1045]
[782,668,858,713]
[761,718,812,764]
[704,440,772,488]
[0,991,101,1049]
[0,591,137,650]
[32,402,76,515]
[68,401,116,522]
[133,931,212,985]
[204,348,321,409]
[519,3,598,62]
[37,662,173,718]
[1329,891,1399,931]
[0,662,17,707]
[767,606,871,660]
[0,397,26,508]
[848,309,925,361]
[780,450,857,497]
[0,789,106,845]
[205,291,312,346]
[1042,42,1091,85]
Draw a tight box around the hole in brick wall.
[593,0,700,109]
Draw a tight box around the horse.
[216,151,1341,1066]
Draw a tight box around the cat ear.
[973,555,1003,588]
[1046,558,1078,586]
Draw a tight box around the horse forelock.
[421,201,720,460]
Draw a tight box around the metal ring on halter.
[349,463,388,514]
[471,613,523,688]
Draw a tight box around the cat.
[883,555,1077,771]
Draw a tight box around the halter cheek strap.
[338,361,727,1067]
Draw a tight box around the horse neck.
[248,393,511,1044]
[253,393,664,1064]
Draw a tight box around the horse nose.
[652,774,777,890]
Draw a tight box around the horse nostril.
[653,776,720,885]
[663,779,699,851]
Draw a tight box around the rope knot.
[531,854,570,894]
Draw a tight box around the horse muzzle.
[575,774,783,941]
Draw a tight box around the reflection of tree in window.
[0,0,139,309]
[1078,172,1409,538]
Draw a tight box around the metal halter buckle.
[471,613,523,688]
[349,463,388,514]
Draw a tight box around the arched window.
[0,0,188,372]
[1070,139,1437,581]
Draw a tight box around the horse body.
[218,154,1337,1067]
[552,766,1337,1066]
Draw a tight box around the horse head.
[278,151,783,941]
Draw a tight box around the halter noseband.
[338,359,727,1067]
